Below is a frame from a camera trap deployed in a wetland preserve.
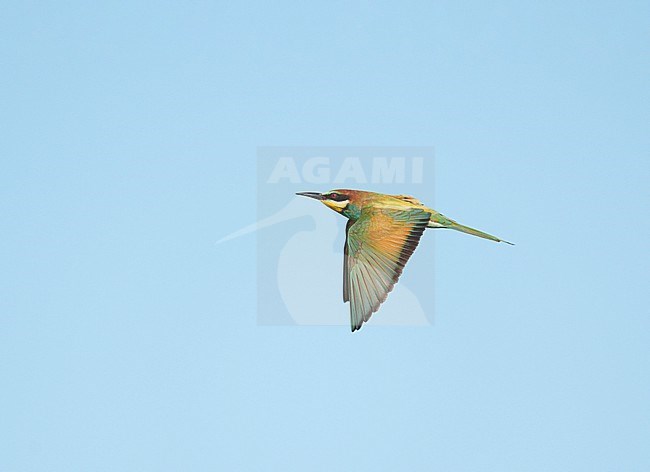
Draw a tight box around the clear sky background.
[1,1,649,471]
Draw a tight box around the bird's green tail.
[448,221,514,245]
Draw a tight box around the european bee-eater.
[296,189,513,332]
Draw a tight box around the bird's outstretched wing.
[344,207,430,331]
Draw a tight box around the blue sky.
[1,1,649,471]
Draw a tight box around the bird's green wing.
[345,207,431,332]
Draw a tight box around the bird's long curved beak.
[295,191,324,200]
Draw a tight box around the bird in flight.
[296,189,513,332]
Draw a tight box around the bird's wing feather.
[345,207,430,331]
[343,219,353,302]
[391,194,424,206]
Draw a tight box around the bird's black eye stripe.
[328,193,347,202]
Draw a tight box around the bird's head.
[295,189,354,214]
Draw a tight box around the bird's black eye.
[326,192,348,201]
[328,192,348,201]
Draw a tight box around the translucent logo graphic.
[220,147,435,327]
